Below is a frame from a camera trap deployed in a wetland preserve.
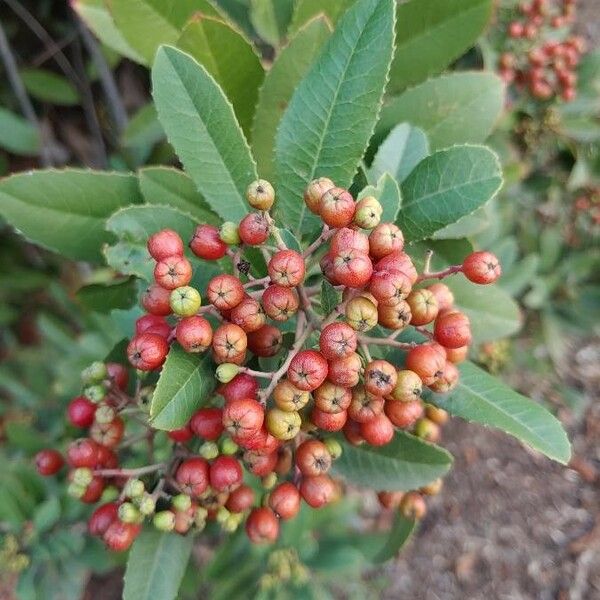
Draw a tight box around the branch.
[303,225,334,258]
[94,463,165,477]
[417,250,463,282]
[358,335,417,350]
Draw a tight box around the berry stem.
[413,326,434,340]
[359,341,372,362]
[357,335,416,350]
[264,212,287,251]
[417,264,463,282]
[243,276,270,289]
[298,285,321,329]
[94,463,166,477]
[302,225,333,258]
[239,367,275,379]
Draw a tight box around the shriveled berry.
[360,413,394,446]
[230,297,266,333]
[304,177,334,214]
[369,223,404,259]
[142,284,172,316]
[247,324,282,357]
[268,250,305,287]
[462,251,501,284]
[154,255,192,290]
[287,350,328,391]
[319,322,357,360]
[147,229,184,261]
[238,213,270,246]
[320,187,355,228]
[35,449,64,475]
[246,179,275,211]
[331,250,373,288]
[67,396,96,428]
[207,274,245,310]
[364,360,397,397]
[190,224,227,260]
[296,439,331,476]
[273,380,310,412]
[127,333,169,371]
[406,289,439,326]
[176,316,213,352]
[269,482,300,520]
[300,475,336,508]
[212,323,248,362]
[434,311,471,349]
[266,408,301,441]
[223,398,264,440]
[246,507,279,544]
[327,352,361,388]
[210,456,243,492]
[175,457,210,497]
[313,381,352,414]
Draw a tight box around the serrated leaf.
[152,45,258,223]
[249,0,294,46]
[123,529,193,600]
[0,108,40,156]
[138,166,220,224]
[77,277,138,313]
[358,173,402,223]
[274,0,395,236]
[320,281,340,315]
[332,430,452,491]
[252,16,331,179]
[20,69,79,106]
[151,346,216,430]
[377,72,505,152]
[389,0,493,93]
[431,362,571,464]
[0,170,142,262]
[398,145,502,242]
[177,16,264,136]
[287,0,355,36]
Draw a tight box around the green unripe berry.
[67,482,85,499]
[324,438,342,460]
[220,438,239,456]
[199,441,219,460]
[246,179,275,211]
[84,384,106,403]
[353,196,382,230]
[223,513,243,532]
[170,286,202,317]
[153,510,175,532]
[94,403,116,425]
[194,506,209,528]
[172,494,192,512]
[220,222,241,245]
[137,493,156,516]
[262,472,277,490]
[118,502,141,524]
[72,467,93,487]
[216,363,241,384]
[216,507,231,524]
[123,478,145,499]
[101,485,119,503]
[81,361,108,385]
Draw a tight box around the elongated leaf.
[321,280,341,315]
[369,123,429,184]
[0,170,142,262]
[177,16,264,136]
[377,72,505,152]
[249,0,294,46]
[355,515,416,563]
[0,108,40,156]
[122,104,164,150]
[288,0,355,35]
[21,69,79,106]
[431,362,571,464]
[77,278,138,313]
[252,16,331,178]
[332,430,452,491]
[358,173,402,223]
[138,166,220,224]
[123,529,193,600]
[389,0,493,93]
[152,46,257,223]
[151,346,216,430]
[274,0,395,236]
[398,145,502,242]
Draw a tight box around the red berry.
[399,491,427,520]
[462,251,501,284]
[374,251,418,284]
[300,475,336,508]
[220,373,258,403]
[35,448,64,475]
[106,363,128,390]
[268,250,305,287]
[508,21,523,37]
[245,507,279,544]
[313,381,352,414]
[212,323,247,363]
[319,187,356,228]
[311,407,348,431]
[364,360,397,397]
[287,350,328,391]
[247,324,283,357]
[66,438,100,468]
[175,457,210,496]
[384,399,424,428]
[244,450,278,476]
[377,300,412,330]
[67,396,96,428]
[406,289,439,326]
[207,274,245,310]
[261,284,299,321]
[168,423,194,442]
[427,283,454,312]
[319,322,358,360]
[88,502,119,536]
[331,249,373,288]
[103,520,141,552]
[90,417,124,448]
[360,413,394,446]
[230,297,266,333]
[147,229,184,261]
[330,227,369,255]
[369,269,412,306]
[96,445,118,469]
[226,484,255,513]
[210,456,243,492]
[141,284,172,316]
[434,311,471,349]
[368,223,404,259]
[127,333,169,371]
[222,398,264,440]
[405,344,446,387]
[295,440,331,477]
[320,252,340,285]
[348,387,384,423]
[428,361,459,393]
[343,419,364,445]
[446,345,468,364]
[190,407,224,440]
[304,177,334,214]
[238,213,270,246]
[135,314,171,339]
[81,476,105,503]
[327,352,361,388]
[269,482,300,520]
[190,224,227,260]
[154,255,192,290]
[176,316,213,352]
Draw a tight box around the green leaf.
[249,0,294,46]
[288,0,355,36]
[320,280,341,315]
[499,254,540,296]
[122,104,164,149]
[358,173,402,223]
[398,145,502,242]
[0,108,40,156]
[274,0,395,236]
[0,170,142,262]
[151,346,216,430]
[432,205,490,240]
[73,0,145,63]
[177,16,264,136]
[123,529,194,600]
[152,45,258,223]
[377,72,505,152]
[251,16,331,179]
[278,229,302,252]
[77,277,138,313]
[20,69,79,106]
[138,166,220,224]
[332,430,452,491]
[431,362,571,464]
[369,123,429,184]
[389,0,493,93]
[356,514,416,563]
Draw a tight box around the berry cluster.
[35,177,501,550]
[499,0,585,101]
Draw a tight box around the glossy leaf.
[377,72,505,152]
[431,362,571,464]
[138,166,220,224]
[177,17,264,135]
[389,0,493,93]
[369,123,429,184]
[0,108,40,156]
[152,46,258,223]
[0,170,142,262]
[398,145,502,242]
[288,0,355,35]
[358,173,402,223]
[123,529,193,600]
[332,430,452,491]
[274,0,395,236]
[252,16,331,178]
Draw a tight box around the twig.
[303,225,334,258]
[239,367,275,380]
[94,463,165,477]
[264,212,287,250]
[358,335,416,350]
